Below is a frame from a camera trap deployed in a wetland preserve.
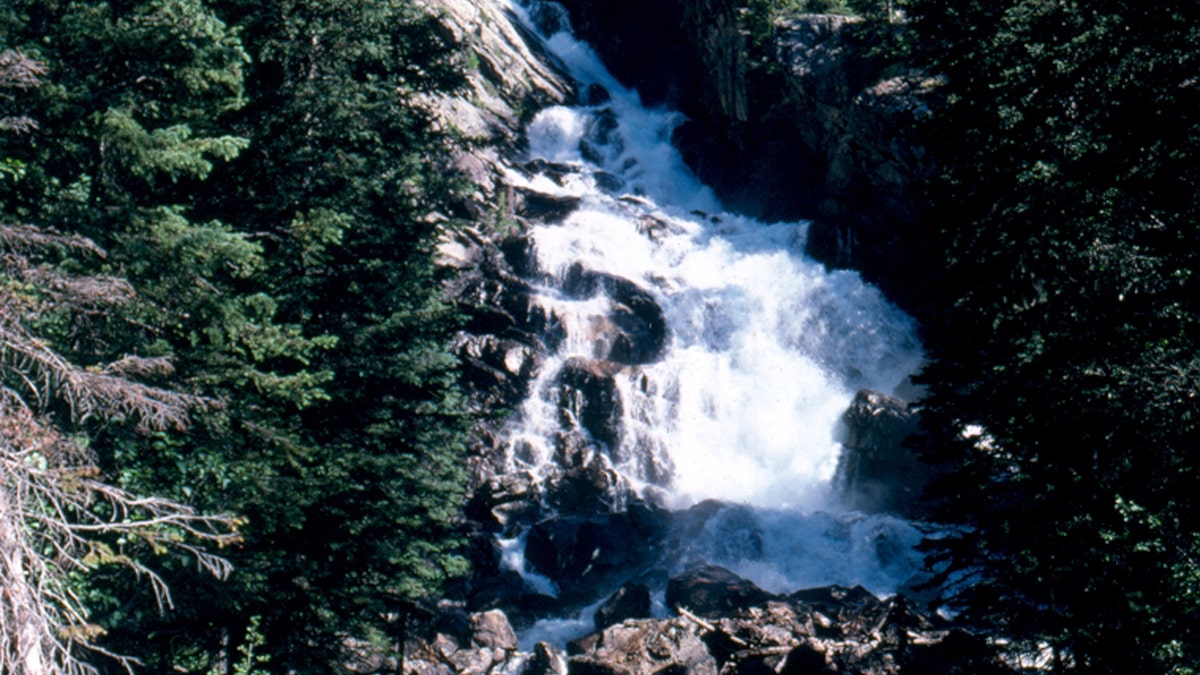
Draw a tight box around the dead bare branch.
[0,49,46,91]
[0,223,107,260]
[1,397,239,675]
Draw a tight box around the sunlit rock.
[469,610,519,651]
[569,617,718,675]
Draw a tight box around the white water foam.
[503,0,926,600]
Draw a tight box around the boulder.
[523,514,652,603]
[455,334,539,411]
[561,264,669,365]
[556,357,624,450]
[514,187,582,223]
[665,565,777,617]
[594,582,653,631]
[468,609,519,651]
[470,472,539,530]
[833,389,932,516]
[545,445,623,514]
[527,641,570,675]
[568,618,718,675]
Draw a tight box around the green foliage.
[213,616,271,675]
[2,0,474,671]
[899,0,1200,670]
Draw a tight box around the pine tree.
[1,1,340,670]
[899,0,1200,670]
[173,0,474,669]
[0,46,243,675]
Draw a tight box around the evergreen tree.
[0,1,339,670]
[162,0,474,669]
[0,45,243,675]
[899,0,1200,670]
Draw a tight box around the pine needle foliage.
[895,0,1200,670]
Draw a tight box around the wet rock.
[580,108,623,164]
[467,569,526,612]
[556,357,624,449]
[595,582,652,630]
[546,447,622,514]
[665,501,766,572]
[591,170,625,193]
[833,389,932,517]
[524,514,648,602]
[584,83,612,106]
[522,158,578,185]
[561,264,669,365]
[448,268,537,338]
[666,566,777,617]
[498,232,539,278]
[514,187,582,223]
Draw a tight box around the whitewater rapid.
[500,0,928,608]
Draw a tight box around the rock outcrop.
[421,0,574,213]
[552,0,744,121]
[833,389,932,517]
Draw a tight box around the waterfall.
[494,0,928,618]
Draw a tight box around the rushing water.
[497,1,929,638]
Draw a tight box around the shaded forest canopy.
[0,0,1198,673]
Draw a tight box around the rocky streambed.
[402,565,1012,674]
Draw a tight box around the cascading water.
[495,0,929,635]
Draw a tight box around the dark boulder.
[465,471,541,532]
[561,263,669,365]
[546,445,623,514]
[666,565,777,617]
[515,186,582,223]
[594,582,652,630]
[556,357,624,449]
[524,513,659,604]
[584,83,612,105]
[455,334,539,411]
[833,389,931,517]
